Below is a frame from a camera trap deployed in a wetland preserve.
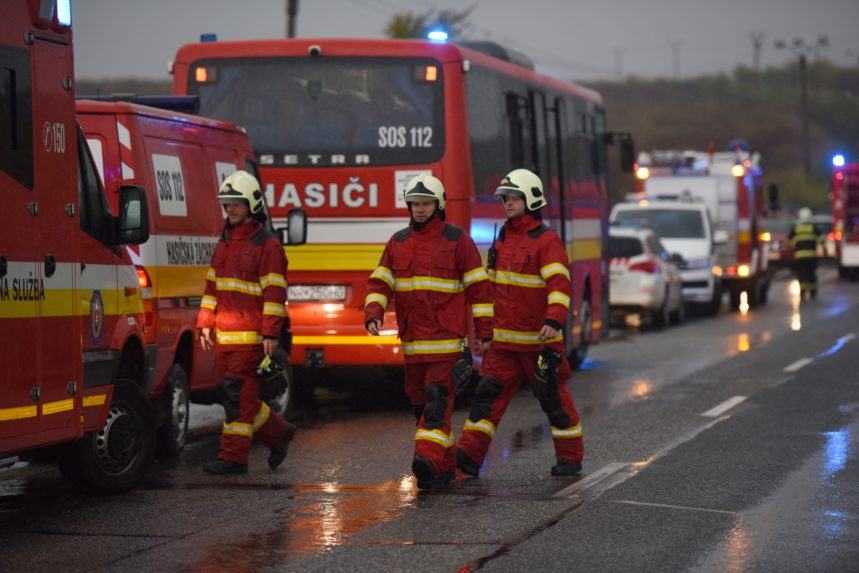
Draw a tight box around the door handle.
[45,255,56,278]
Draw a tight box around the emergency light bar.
[833,154,846,168]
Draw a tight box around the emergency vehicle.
[76,98,280,454]
[831,158,859,280]
[171,38,632,377]
[634,148,770,311]
[1,0,154,491]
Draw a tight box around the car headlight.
[287,285,347,301]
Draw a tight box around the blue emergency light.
[200,33,218,43]
[832,154,846,168]
[427,29,449,43]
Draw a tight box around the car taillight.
[629,259,658,273]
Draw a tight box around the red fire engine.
[1,0,154,491]
[831,156,859,280]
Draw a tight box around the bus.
[171,38,630,381]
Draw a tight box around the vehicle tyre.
[156,363,190,458]
[729,288,742,311]
[652,289,671,328]
[567,298,591,370]
[758,280,769,306]
[60,380,155,493]
[671,298,686,325]
[838,264,847,279]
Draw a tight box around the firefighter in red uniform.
[364,174,493,489]
[456,168,584,478]
[198,170,296,475]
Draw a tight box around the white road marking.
[784,357,813,373]
[700,396,747,418]
[611,499,737,516]
[554,462,628,498]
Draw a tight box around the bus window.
[190,57,444,167]
[0,46,33,189]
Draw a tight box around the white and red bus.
[172,38,628,377]
[831,158,859,280]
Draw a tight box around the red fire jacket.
[364,217,493,362]
[489,214,572,352]
[196,219,288,352]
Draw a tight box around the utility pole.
[286,0,299,38]
[750,31,765,71]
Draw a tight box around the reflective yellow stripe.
[222,421,253,438]
[263,302,286,317]
[493,328,562,345]
[252,402,271,432]
[394,276,463,293]
[794,251,817,259]
[83,394,107,408]
[415,428,453,447]
[463,419,496,438]
[201,295,218,311]
[42,399,74,416]
[206,267,216,282]
[540,262,571,281]
[402,338,464,356]
[551,423,583,439]
[472,303,494,318]
[490,269,545,288]
[293,334,400,346]
[259,273,287,289]
[547,291,571,309]
[0,405,38,421]
[370,266,395,288]
[216,277,262,296]
[463,266,490,287]
[364,292,389,310]
[216,330,263,345]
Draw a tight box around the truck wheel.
[729,289,742,311]
[567,299,592,370]
[156,364,190,458]
[60,380,155,493]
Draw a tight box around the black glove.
[257,350,288,402]
[533,348,561,400]
[452,348,476,399]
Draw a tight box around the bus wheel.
[568,299,592,370]
[156,364,190,458]
[61,380,155,493]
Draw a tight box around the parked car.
[608,227,685,328]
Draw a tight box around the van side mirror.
[115,185,150,245]
[713,229,729,245]
[276,208,308,245]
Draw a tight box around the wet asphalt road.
[2,267,859,572]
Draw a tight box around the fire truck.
[831,156,859,280]
[634,147,770,310]
[1,0,154,491]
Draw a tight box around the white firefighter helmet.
[218,170,265,215]
[494,168,547,211]
[798,207,812,222]
[404,173,446,210]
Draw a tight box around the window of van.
[0,47,33,189]
[613,208,705,239]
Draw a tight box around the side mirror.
[670,252,686,266]
[713,229,729,245]
[277,208,308,245]
[767,183,780,212]
[115,185,150,245]
[620,138,636,173]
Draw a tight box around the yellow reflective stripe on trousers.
[259,273,287,289]
[402,338,464,356]
[540,262,571,281]
[463,418,496,438]
[415,428,453,447]
[216,277,262,296]
[370,266,395,288]
[206,267,216,282]
[490,269,545,288]
[472,303,494,317]
[463,266,490,287]
[201,295,217,311]
[551,423,583,439]
[394,276,463,293]
[547,291,571,308]
[252,402,271,432]
[493,328,563,345]
[222,421,253,438]
[216,330,263,345]
[263,302,286,317]
[364,292,389,310]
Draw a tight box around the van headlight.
[287,285,347,301]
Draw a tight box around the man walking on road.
[790,207,823,300]
[198,170,296,475]
[456,168,585,479]
[364,174,493,490]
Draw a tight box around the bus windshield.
[190,57,444,167]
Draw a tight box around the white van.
[610,201,726,315]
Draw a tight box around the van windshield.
[613,209,705,239]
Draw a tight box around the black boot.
[456,449,480,478]
[268,422,297,471]
[551,460,582,477]
[412,456,452,491]
[204,459,248,475]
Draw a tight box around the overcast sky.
[73,0,859,81]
